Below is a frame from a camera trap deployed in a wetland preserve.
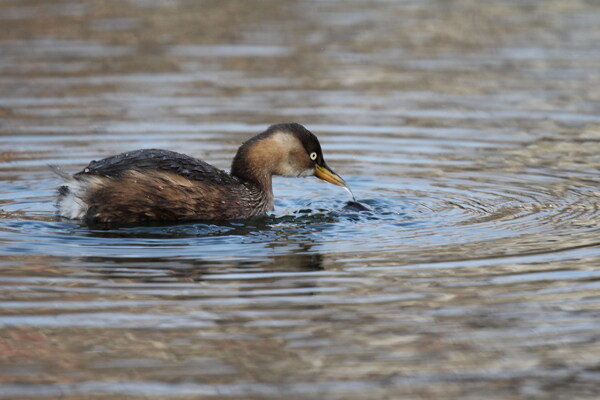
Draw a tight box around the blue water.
[1,1,600,399]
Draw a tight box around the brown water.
[1,1,600,399]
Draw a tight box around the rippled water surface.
[1,1,600,399]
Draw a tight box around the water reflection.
[87,247,324,284]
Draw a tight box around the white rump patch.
[57,180,88,219]
[56,179,95,220]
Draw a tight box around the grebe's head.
[231,123,346,188]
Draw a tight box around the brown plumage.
[54,123,347,224]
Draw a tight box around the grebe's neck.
[230,142,275,214]
[230,132,281,192]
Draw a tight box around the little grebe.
[54,123,347,224]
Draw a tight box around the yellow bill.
[314,163,347,187]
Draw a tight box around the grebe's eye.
[310,152,317,161]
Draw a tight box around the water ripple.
[2,0,600,398]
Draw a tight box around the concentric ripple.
[2,133,599,263]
